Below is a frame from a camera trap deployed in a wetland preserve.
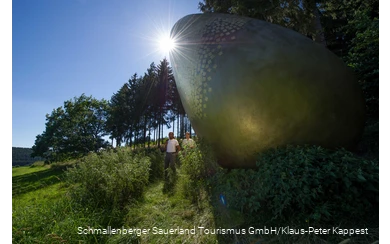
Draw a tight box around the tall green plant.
[66,149,151,210]
[178,139,219,205]
[211,145,378,226]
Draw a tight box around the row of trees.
[32,58,192,162]
[106,59,193,148]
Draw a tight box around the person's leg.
[170,153,176,174]
[164,153,170,179]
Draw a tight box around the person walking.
[163,132,180,179]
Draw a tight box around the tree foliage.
[106,58,186,149]
[199,0,328,44]
[32,94,109,162]
[344,3,379,118]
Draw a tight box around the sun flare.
[136,16,184,61]
[158,36,176,53]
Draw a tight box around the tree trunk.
[160,116,163,144]
[177,114,180,138]
[185,115,187,137]
[161,115,164,140]
[143,116,147,148]
[133,129,136,150]
[157,120,160,147]
[185,116,189,133]
[180,113,185,138]
[148,127,151,148]
[129,128,133,148]
[189,118,192,136]
[154,127,156,146]
[173,117,175,135]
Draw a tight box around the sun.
[135,17,180,60]
[158,35,176,53]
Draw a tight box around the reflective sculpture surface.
[169,13,365,168]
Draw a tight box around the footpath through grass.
[122,180,217,243]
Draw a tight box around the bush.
[211,145,379,227]
[257,145,378,223]
[144,148,165,182]
[178,148,204,202]
[356,118,379,160]
[178,139,219,204]
[66,148,151,210]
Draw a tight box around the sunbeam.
[158,36,176,53]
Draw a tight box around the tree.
[106,59,185,148]
[343,2,379,119]
[156,58,176,145]
[140,63,161,148]
[198,0,327,45]
[32,94,109,162]
[107,84,130,147]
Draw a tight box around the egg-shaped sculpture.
[169,13,365,168]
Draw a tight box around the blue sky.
[12,0,201,148]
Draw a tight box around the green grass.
[12,161,219,244]
[123,180,217,243]
[12,164,49,177]
[12,165,67,196]
[12,164,121,243]
[12,165,68,243]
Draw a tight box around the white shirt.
[166,139,179,152]
[182,138,195,148]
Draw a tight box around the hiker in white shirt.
[163,132,180,179]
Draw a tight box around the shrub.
[356,118,379,160]
[211,145,379,227]
[257,145,378,223]
[144,148,165,182]
[178,148,203,202]
[66,148,151,210]
[178,139,219,204]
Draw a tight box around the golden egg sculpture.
[169,13,365,168]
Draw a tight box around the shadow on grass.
[12,165,68,196]
[162,168,178,195]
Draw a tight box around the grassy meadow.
[12,144,379,244]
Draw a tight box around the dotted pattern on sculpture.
[187,16,248,119]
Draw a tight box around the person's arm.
[163,140,168,151]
